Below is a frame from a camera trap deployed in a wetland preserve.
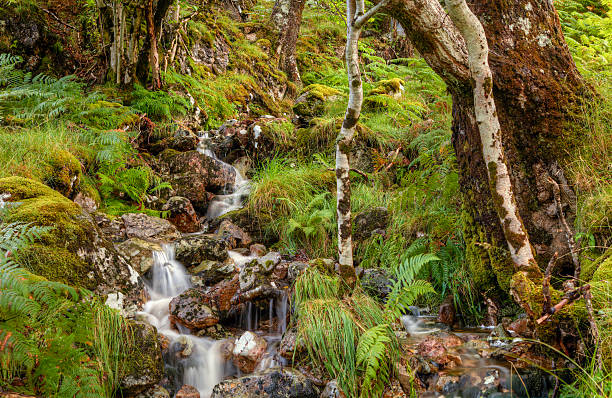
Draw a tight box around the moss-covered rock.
[42,149,82,198]
[120,320,164,396]
[293,84,341,120]
[0,177,142,299]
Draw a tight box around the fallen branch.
[230,284,282,305]
[41,8,77,30]
[542,252,558,315]
[536,284,590,325]
[385,146,402,171]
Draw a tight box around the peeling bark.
[270,0,307,84]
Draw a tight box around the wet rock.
[216,219,252,248]
[135,385,171,398]
[353,207,388,240]
[120,321,164,396]
[122,213,180,242]
[360,268,392,300]
[434,375,459,393]
[192,260,236,285]
[432,331,464,348]
[287,261,309,282]
[321,380,345,398]
[437,296,456,326]
[158,150,235,212]
[249,243,267,257]
[257,251,282,272]
[148,134,199,155]
[207,274,240,313]
[500,369,549,398]
[175,385,200,398]
[232,331,267,373]
[507,318,531,337]
[279,327,303,360]
[175,335,195,358]
[169,288,220,331]
[415,335,462,368]
[210,368,319,398]
[175,234,229,268]
[116,238,163,275]
[162,196,201,233]
[93,211,127,242]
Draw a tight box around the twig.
[536,284,590,325]
[41,8,77,30]
[542,252,558,315]
[385,146,402,171]
[548,176,580,273]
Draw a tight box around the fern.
[356,324,393,398]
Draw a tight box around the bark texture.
[386,0,589,303]
[270,0,307,84]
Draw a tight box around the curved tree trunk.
[386,0,590,313]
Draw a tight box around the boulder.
[0,177,141,299]
[175,234,229,268]
[415,335,462,368]
[353,207,388,240]
[287,261,308,282]
[210,368,319,398]
[238,253,282,291]
[148,134,199,155]
[135,385,171,398]
[192,260,237,285]
[116,238,163,274]
[169,288,220,331]
[73,191,98,213]
[175,385,200,398]
[42,149,82,198]
[249,243,267,257]
[158,150,235,212]
[232,331,267,373]
[360,268,392,300]
[437,296,456,326]
[162,196,201,233]
[278,328,303,360]
[293,84,341,122]
[207,275,240,313]
[216,219,252,248]
[122,213,180,243]
[507,318,531,338]
[120,321,164,396]
[93,211,127,242]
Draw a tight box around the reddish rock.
[169,288,220,331]
[175,385,200,398]
[207,274,240,313]
[232,331,267,373]
[249,243,267,257]
[416,336,462,368]
[217,219,252,248]
[507,318,531,337]
[163,196,201,233]
[437,296,456,326]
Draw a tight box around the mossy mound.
[42,149,82,198]
[293,84,341,119]
[369,78,404,95]
[0,176,140,296]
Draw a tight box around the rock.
[135,385,171,398]
[238,254,281,291]
[207,275,240,313]
[383,380,408,398]
[293,84,341,122]
[415,336,461,368]
[122,213,180,242]
[0,177,142,299]
[210,368,319,398]
[257,251,282,272]
[507,318,531,337]
[437,296,456,326]
[175,385,200,398]
[73,191,98,213]
[43,149,82,198]
[433,331,464,348]
[93,211,127,242]
[249,243,267,257]
[501,369,549,398]
[158,150,235,212]
[216,219,252,248]
[116,238,163,274]
[162,196,201,233]
[175,234,229,268]
[148,134,199,155]
[169,288,220,331]
[192,260,236,285]
[287,261,309,282]
[320,380,345,398]
[434,375,460,393]
[120,321,164,396]
[360,268,392,300]
[232,331,267,373]
[279,328,303,360]
[353,207,388,240]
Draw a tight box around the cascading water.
[197,135,251,220]
[138,245,224,397]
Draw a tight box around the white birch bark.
[445,0,536,271]
[336,0,389,268]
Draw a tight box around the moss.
[369,78,403,95]
[293,84,341,118]
[120,320,163,394]
[591,251,612,282]
[302,84,341,101]
[43,149,82,197]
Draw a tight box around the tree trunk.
[386,0,590,308]
[146,0,161,89]
[270,0,307,85]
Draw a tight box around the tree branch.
[354,0,391,28]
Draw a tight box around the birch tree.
[335,0,389,281]
[444,0,537,273]
[269,0,307,84]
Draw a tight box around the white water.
[138,245,224,397]
[198,135,251,220]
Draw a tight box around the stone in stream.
[506,317,531,337]
[210,368,319,398]
[120,321,164,396]
[116,238,163,274]
[122,212,181,242]
[175,234,230,268]
[162,196,201,233]
[192,259,236,285]
[278,327,304,360]
[169,288,220,331]
[249,243,267,257]
[437,295,456,326]
[286,261,308,282]
[415,335,463,368]
[320,380,344,398]
[232,331,267,373]
[135,385,171,398]
[175,385,200,398]
[216,219,252,248]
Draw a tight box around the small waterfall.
[197,136,251,220]
[139,245,223,398]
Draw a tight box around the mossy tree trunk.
[270,0,307,84]
[386,0,590,314]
